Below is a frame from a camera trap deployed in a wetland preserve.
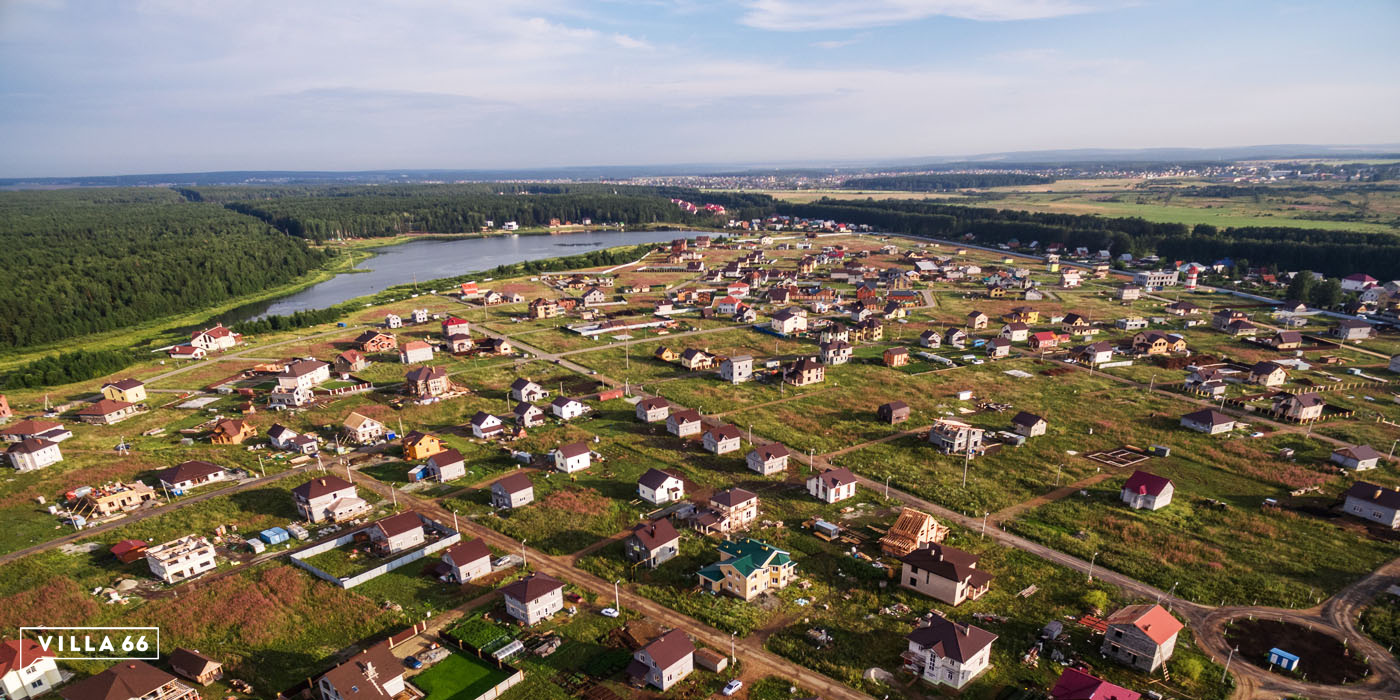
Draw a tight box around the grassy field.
[413,648,514,700]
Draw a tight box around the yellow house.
[402,431,445,461]
[696,538,796,601]
[101,378,147,404]
[1004,307,1040,324]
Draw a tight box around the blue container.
[259,526,290,545]
[1268,648,1299,671]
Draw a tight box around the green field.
[413,650,514,700]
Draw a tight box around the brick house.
[501,574,566,625]
[898,543,992,606]
[807,467,858,503]
[626,518,680,568]
[1100,604,1183,672]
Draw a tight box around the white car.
[722,680,743,696]
[600,607,620,618]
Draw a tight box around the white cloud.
[739,0,1108,31]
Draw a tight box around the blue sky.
[1,0,1397,177]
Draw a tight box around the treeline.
[0,188,332,349]
[842,173,1054,191]
[229,305,350,336]
[4,349,135,389]
[780,198,1400,276]
[190,184,773,241]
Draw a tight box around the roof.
[470,411,499,427]
[337,349,365,362]
[343,412,380,430]
[168,648,221,678]
[1335,445,1382,461]
[638,397,668,410]
[355,329,390,343]
[713,538,791,577]
[104,378,144,391]
[76,398,133,416]
[401,431,437,447]
[638,468,679,490]
[1337,319,1372,329]
[557,442,590,459]
[281,360,329,377]
[1104,604,1183,645]
[0,419,62,437]
[0,638,53,676]
[1031,331,1057,342]
[811,467,857,488]
[500,573,565,602]
[1003,321,1029,331]
[900,544,987,586]
[369,511,423,539]
[61,661,179,700]
[905,618,997,663]
[1182,408,1234,427]
[109,539,146,556]
[158,460,225,484]
[1011,411,1045,427]
[7,437,56,455]
[513,401,541,416]
[750,443,790,461]
[711,487,757,508]
[641,629,694,669]
[551,396,582,408]
[670,408,702,423]
[1344,481,1400,509]
[1277,391,1324,407]
[510,378,539,391]
[401,340,431,351]
[705,424,742,441]
[1123,470,1173,496]
[630,518,680,550]
[881,400,909,412]
[1050,667,1141,700]
[443,538,491,566]
[267,424,294,441]
[493,472,533,494]
[428,449,465,468]
[316,642,399,700]
[293,476,354,499]
[789,358,822,372]
[405,366,447,382]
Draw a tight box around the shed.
[1268,648,1299,671]
[248,539,266,554]
[1040,620,1063,640]
[694,648,729,672]
[812,519,840,540]
[259,527,290,545]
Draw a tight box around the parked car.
[404,656,423,669]
[600,607,620,618]
[722,680,743,696]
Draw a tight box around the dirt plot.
[1223,618,1369,685]
[1086,448,1151,468]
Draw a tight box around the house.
[1266,330,1304,350]
[365,511,426,555]
[702,424,742,454]
[807,467,858,503]
[999,322,1029,342]
[399,340,434,364]
[747,443,790,475]
[771,308,808,334]
[1211,309,1248,331]
[75,398,138,425]
[1005,306,1039,324]
[446,334,473,353]
[1121,470,1174,511]
[698,488,759,533]
[1332,319,1373,341]
[110,539,148,564]
[985,338,1011,358]
[1248,361,1288,387]
[1131,269,1179,288]
[1062,313,1094,336]
[1180,408,1235,434]
[1011,412,1047,438]
[1272,392,1324,421]
[899,543,992,605]
[1332,445,1382,471]
[919,329,942,348]
[627,629,694,692]
[1341,273,1378,292]
[501,574,566,625]
[820,341,853,365]
[422,449,466,482]
[654,346,679,362]
[1029,331,1060,351]
[491,472,535,509]
[314,642,405,700]
[1132,331,1186,355]
[636,397,669,422]
[529,298,564,319]
[342,412,385,444]
[638,468,685,505]
[210,419,256,445]
[293,476,369,523]
[1184,367,1227,398]
[552,442,593,473]
[1117,286,1143,302]
[1115,317,1148,331]
[945,327,968,348]
[334,349,369,373]
[405,366,450,398]
[667,409,703,437]
[1344,482,1400,528]
[101,378,147,404]
[697,538,796,601]
[510,378,549,402]
[1060,269,1083,288]
[482,338,513,356]
[1101,604,1183,672]
[903,618,997,690]
[550,396,588,420]
[0,639,62,700]
[785,357,825,386]
[626,518,681,568]
[189,324,240,352]
[1050,668,1141,700]
[1075,341,1116,366]
[60,660,199,700]
[678,348,714,371]
[168,648,223,686]
[146,535,217,584]
[354,330,396,353]
[167,345,206,360]
[1225,319,1257,337]
[966,311,989,329]
[80,481,157,517]
[720,355,753,383]
[0,419,69,443]
[885,347,910,367]
[985,284,1006,299]
[928,419,983,455]
[439,539,491,583]
[881,507,948,556]
[157,460,227,493]
[442,317,470,337]
[277,360,330,398]
[469,411,504,439]
[1164,301,1200,316]
[401,431,445,461]
[513,402,546,427]
[7,438,62,471]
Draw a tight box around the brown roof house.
[7,437,62,472]
[1011,412,1047,438]
[695,488,759,534]
[75,398,138,425]
[341,412,385,444]
[1343,482,1400,528]
[1121,470,1174,511]
[927,418,983,455]
[553,442,592,473]
[101,378,147,404]
[636,397,669,423]
[168,648,222,686]
[354,330,397,353]
[626,519,680,569]
[746,443,790,475]
[1100,604,1184,673]
[627,629,694,692]
[1332,444,1382,471]
[902,618,997,690]
[702,424,742,455]
[667,409,703,437]
[315,641,405,700]
[898,543,992,606]
[638,468,685,505]
[157,461,228,493]
[421,449,466,482]
[293,476,370,523]
[439,538,491,583]
[881,507,949,557]
[364,511,426,555]
[405,366,450,398]
[61,661,199,700]
[884,347,910,367]
[501,573,566,625]
[513,402,546,428]
[491,473,535,509]
[879,400,911,425]
[1180,408,1235,435]
[784,357,824,386]
[1272,392,1325,422]
[1248,361,1287,387]
[807,467,858,503]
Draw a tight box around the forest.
[840,173,1054,191]
[0,188,331,349]
[3,349,135,389]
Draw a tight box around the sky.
[1,0,1398,177]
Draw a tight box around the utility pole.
[1221,645,1238,683]
[521,539,527,567]
[614,579,621,611]
[962,439,972,488]
[1088,551,1098,582]
[981,512,989,539]
[885,475,890,498]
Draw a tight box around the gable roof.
[343,412,381,430]
[551,396,582,408]
[510,378,540,391]
[61,661,178,700]
[7,437,56,455]
[369,511,423,539]
[1123,470,1172,496]
[641,629,694,669]
[0,419,62,437]
[711,487,757,508]
[630,518,680,550]
[168,648,220,679]
[881,400,909,412]
[1182,408,1234,427]
[469,411,500,427]
[0,638,53,676]
[1011,411,1045,427]
[714,538,791,577]
[405,366,447,383]
[637,397,668,410]
[705,424,742,441]
[1335,445,1382,461]
[500,573,565,602]
[900,544,988,587]
[638,468,679,490]
[670,408,702,424]
[750,443,790,461]
[281,360,329,377]
[103,378,144,391]
[1104,604,1183,645]
[443,539,491,566]
[427,449,464,468]
[158,460,225,484]
[905,618,997,663]
[1344,481,1400,509]
[493,472,533,495]
[557,442,590,459]
[316,642,400,700]
[293,476,354,499]
[76,398,133,416]
[812,467,857,488]
[1050,668,1141,700]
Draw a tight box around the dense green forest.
[841,173,1054,191]
[188,184,772,241]
[780,198,1400,276]
[3,349,135,389]
[0,188,331,349]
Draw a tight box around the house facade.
[0,639,61,700]
[636,397,669,422]
[1343,482,1400,528]
[898,544,993,606]
[720,355,753,383]
[7,438,62,472]
[638,468,685,505]
[628,630,694,692]
[553,442,592,473]
[625,519,681,569]
[440,539,492,583]
[1100,604,1183,673]
[746,443,790,475]
[807,467,858,503]
[1121,470,1174,511]
[702,425,742,454]
[501,574,566,625]
[293,476,369,523]
[696,538,796,601]
[903,619,997,690]
[491,473,535,509]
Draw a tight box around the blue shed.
[1268,648,1299,671]
[259,527,290,545]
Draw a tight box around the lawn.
[413,649,514,700]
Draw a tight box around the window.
[32,679,46,689]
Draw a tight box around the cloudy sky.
[1,0,1397,176]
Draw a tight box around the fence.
[290,518,461,589]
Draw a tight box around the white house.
[628,630,695,692]
[553,442,592,473]
[550,396,589,420]
[316,642,405,700]
[720,355,753,383]
[1180,409,1235,435]
[807,467,858,503]
[1332,445,1382,471]
[638,468,685,505]
[1344,482,1400,528]
[146,535,217,584]
[439,539,491,583]
[510,378,549,402]
[0,639,61,700]
[904,618,997,690]
[6,438,62,472]
[702,425,742,454]
[500,574,566,625]
[1121,470,1174,511]
[470,411,504,438]
[746,443,790,475]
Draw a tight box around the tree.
[1082,589,1110,614]
[1286,270,1314,301]
[1311,278,1344,308]
[1176,656,1205,681]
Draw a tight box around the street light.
[614,579,621,612]
[1221,645,1239,683]
[1088,551,1099,582]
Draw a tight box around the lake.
[225,229,702,322]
